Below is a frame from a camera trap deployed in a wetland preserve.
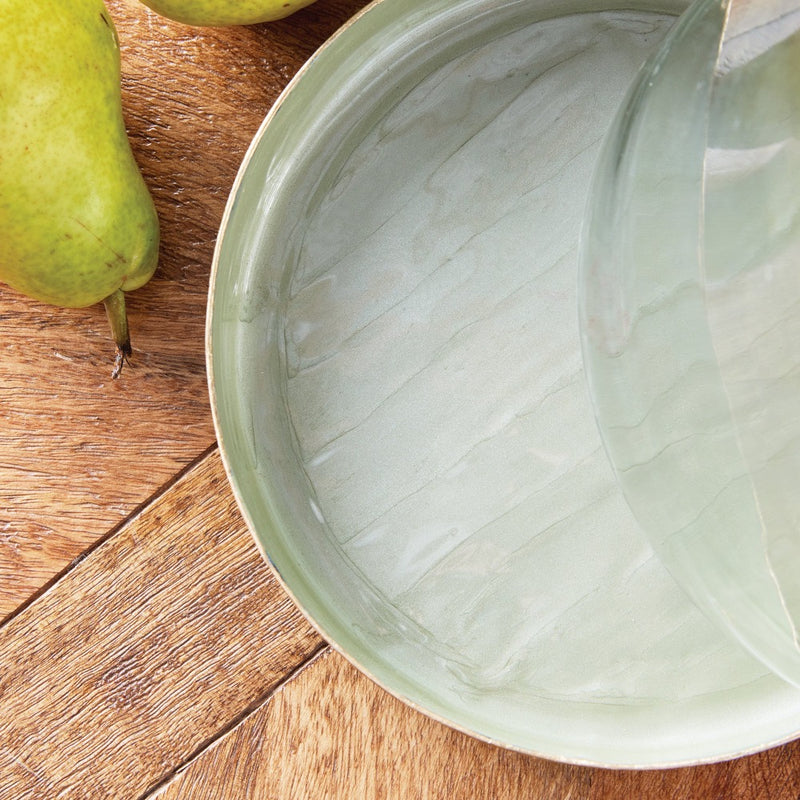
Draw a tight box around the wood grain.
[588,748,800,800]
[0,450,324,800]
[150,647,800,800]
[151,648,593,800]
[0,0,370,619]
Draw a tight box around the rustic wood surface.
[1,0,799,797]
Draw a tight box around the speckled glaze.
[208,0,800,766]
[138,0,317,26]
[0,0,158,308]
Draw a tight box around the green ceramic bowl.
[207,0,800,766]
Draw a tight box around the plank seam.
[138,642,331,800]
[0,440,220,631]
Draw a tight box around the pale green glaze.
[139,0,317,26]
[208,0,800,766]
[580,0,800,689]
[0,0,159,309]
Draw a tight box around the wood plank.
[588,748,800,800]
[0,450,324,800]
[150,647,800,800]
[150,649,593,800]
[0,0,370,619]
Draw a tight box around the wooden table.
[1,0,799,796]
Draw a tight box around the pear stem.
[103,289,132,379]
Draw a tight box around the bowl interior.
[208,0,800,766]
[579,0,800,688]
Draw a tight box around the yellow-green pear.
[0,0,160,378]
[138,0,317,27]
